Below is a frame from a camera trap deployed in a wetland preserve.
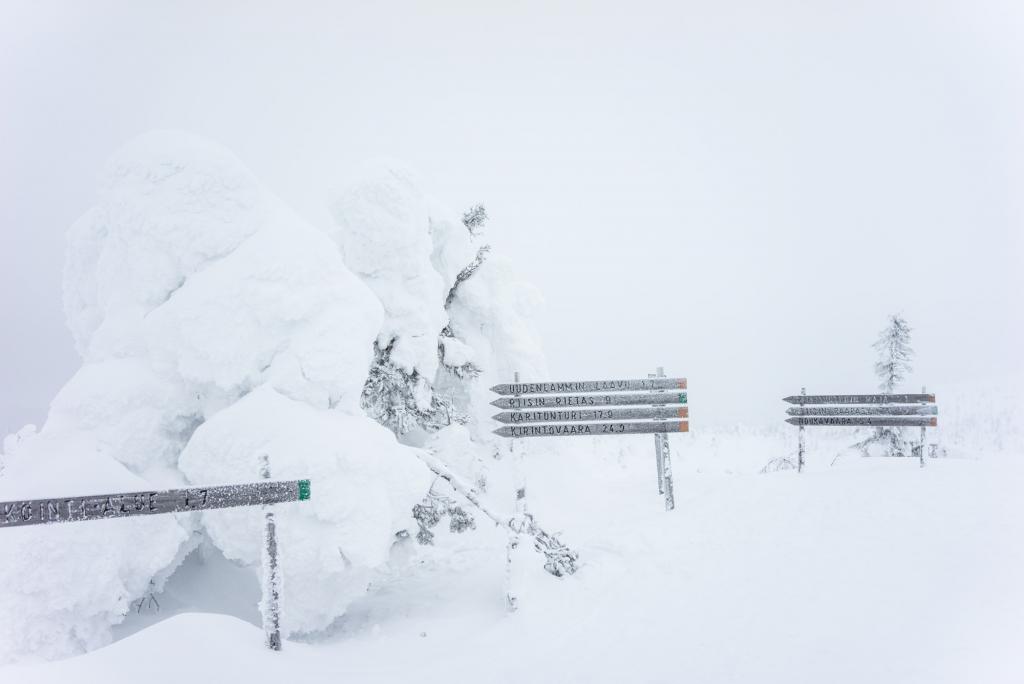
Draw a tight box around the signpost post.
[783,390,938,469]
[0,473,310,651]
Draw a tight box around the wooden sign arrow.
[490,377,686,396]
[491,391,687,410]
[783,393,935,405]
[787,405,938,417]
[494,420,689,438]
[492,407,688,424]
[0,480,310,529]
[786,416,937,427]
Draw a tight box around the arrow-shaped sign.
[490,377,686,396]
[787,405,937,417]
[492,407,688,424]
[494,420,689,438]
[0,480,310,529]
[783,393,935,405]
[786,416,937,427]
[491,391,687,410]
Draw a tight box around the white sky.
[2,0,1022,432]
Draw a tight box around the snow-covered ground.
[5,429,1022,683]
[1,132,1020,682]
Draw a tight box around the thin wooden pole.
[506,371,526,612]
[260,454,282,651]
[797,387,806,473]
[656,367,675,511]
[649,371,665,495]
[919,385,927,468]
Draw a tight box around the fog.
[2,0,1022,433]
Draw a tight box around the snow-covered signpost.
[783,392,937,467]
[0,476,310,650]
[490,374,688,511]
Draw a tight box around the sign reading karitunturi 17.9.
[491,373,688,512]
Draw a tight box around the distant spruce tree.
[856,314,914,457]
[873,314,913,394]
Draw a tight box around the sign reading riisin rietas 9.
[491,391,687,411]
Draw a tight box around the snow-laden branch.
[416,449,579,578]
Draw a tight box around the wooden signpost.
[492,370,687,612]
[0,472,310,652]
[490,372,688,511]
[784,388,937,470]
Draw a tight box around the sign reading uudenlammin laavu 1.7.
[490,378,686,396]
[0,479,311,529]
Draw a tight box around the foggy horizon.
[3,0,1022,434]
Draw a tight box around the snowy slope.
[6,433,1022,683]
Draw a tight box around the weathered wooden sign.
[786,416,937,427]
[0,479,310,529]
[783,388,938,470]
[491,372,688,512]
[783,393,935,405]
[492,407,688,424]
[491,391,687,410]
[494,420,689,439]
[491,377,686,395]
[787,405,937,417]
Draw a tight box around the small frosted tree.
[874,314,913,393]
[856,314,914,457]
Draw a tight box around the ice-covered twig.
[417,450,578,577]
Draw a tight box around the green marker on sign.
[298,479,311,501]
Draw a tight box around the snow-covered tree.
[856,314,914,457]
[874,314,914,393]
[329,168,577,574]
[461,204,488,235]
[0,133,433,661]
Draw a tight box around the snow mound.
[179,387,431,634]
[1,131,432,661]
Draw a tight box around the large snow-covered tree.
[328,167,576,574]
[0,133,433,661]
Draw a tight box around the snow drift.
[0,132,433,661]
